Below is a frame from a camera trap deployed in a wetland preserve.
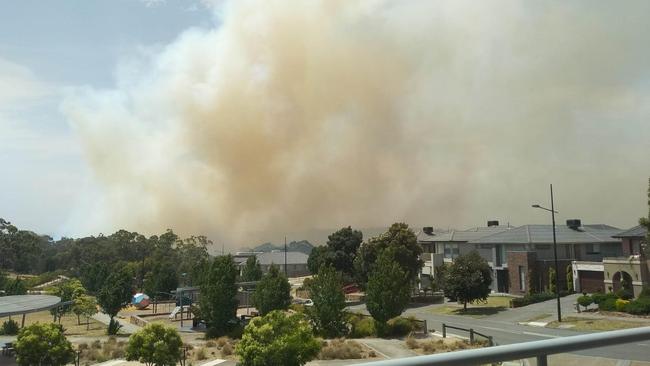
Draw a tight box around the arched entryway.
[612,271,633,293]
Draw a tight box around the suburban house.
[418,221,513,290]
[572,224,649,297]
[419,220,632,296]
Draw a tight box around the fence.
[353,326,650,366]
[442,323,494,346]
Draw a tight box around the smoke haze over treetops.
[62,0,650,247]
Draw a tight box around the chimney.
[487,220,499,227]
[422,227,434,235]
[566,219,582,230]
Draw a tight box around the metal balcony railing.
[354,326,650,366]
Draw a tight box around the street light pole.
[550,184,561,323]
[532,184,562,323]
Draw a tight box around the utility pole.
[284,236,288,276]
[550,184,562,322]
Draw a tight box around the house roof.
[613,225,648,238]
[253,251,309,266]
[418,225,513,243]
[470,224,621,245]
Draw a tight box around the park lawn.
[430,296,514,318]
[17,310,107,337]
[546,317,648,331]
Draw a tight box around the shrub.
[318,339,363,360]
[126,323,183,366]
[221,343,233,356]
[591,292,615,305]
[205,340,217,348]
[626,297,650,315]
[615,289,634,300]
[387,317,416,337]
[405,336,418,349]
[615,299,630,312]
[195,348,207,360]
[216,337,229,348]
[599,298,617,311]
[350,317,376,338]
[1,319,19,335]
[577,295,593,308]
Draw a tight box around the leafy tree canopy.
[199,255,239,336]
[365,249,411,328]
[252,265,291,316]
[306,265,347,337]
[442,250,493,310]
[354,223,423,287]
[97,264,133,333]
[236,311,321,366]
[14,323,73,366]
[241,256,263,282]
[126,323,183,366]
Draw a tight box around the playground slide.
[169,306,181,319]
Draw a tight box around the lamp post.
[532,183,562,322]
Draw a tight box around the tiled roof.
[613,225,647,238]
[418,225,513,243]
[470,224,621,244]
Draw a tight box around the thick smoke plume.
[63,0,650,247]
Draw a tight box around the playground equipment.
[132,293,151,309]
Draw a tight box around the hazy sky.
[1,1,649,248]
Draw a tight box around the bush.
[1,319,19,335]
[387,317,416,337]
[195,348,207,360]
[626,297,650,315]
[405,336,418,349]
[599,298,617,311]
[350,317,376,338]
[615,299,630,312]
[318,339,364,360]
[510,292,556,308]
[577,295,593,308]
[615,289,634,300]
[591,292,616,305]
[221,343,233,356]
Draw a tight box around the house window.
[444,243,459,259]
[495,245,506,266]
[519,266,526,291]
[586,243,600,254]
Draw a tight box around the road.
[348,294,650,362]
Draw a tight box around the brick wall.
[506,251,537,295]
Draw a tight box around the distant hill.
[252,240,314,255]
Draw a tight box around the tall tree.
[442,251,493,310]
[307,246,331,275]
[326,227,363,280]
[241,256,263,282]
[97,265,133,334]
[354,223,423,287]
[307,265,347,337]
[72,295,98,328]
[252,265,291,315]
[50,279,86,322]
[365,249,411,333]
[640,177,650,255]
[199,255,239,337]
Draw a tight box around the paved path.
[347,294,650,363]
[92,313,141,334]
[356,338,418,359]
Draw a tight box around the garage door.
[579,270,604,293]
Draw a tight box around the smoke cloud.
[62,0,650,247]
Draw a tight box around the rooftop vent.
[422,227,434,235]
[566,219,582,230]
[487,220,499,227]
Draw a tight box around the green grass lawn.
[546,317,649,331]
[430,296,514,318]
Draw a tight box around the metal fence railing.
[354,326,650,366]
